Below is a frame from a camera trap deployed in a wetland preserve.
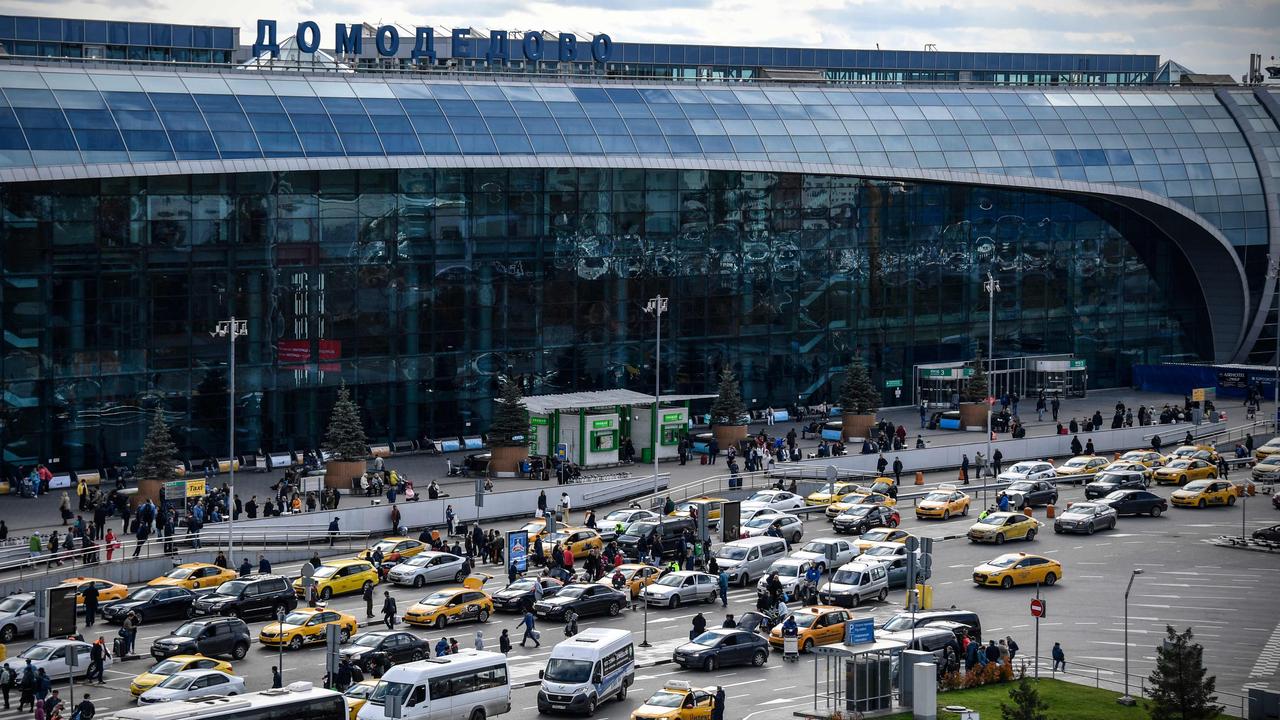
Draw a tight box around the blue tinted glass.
[338,134,384,154]
[280,96,325,113]
[169,133,218,158]
[67,110,118,130]
[729,135,765,152]
[483,117,525,134]
[591,118,628,135]
[529,134,568,153]
[323,98,367,115]
[512,102,552,117]
[371,115,413,134]
[493,134,533,153]
[598,135,636,153]
[697,135,733,153]
[210,131,259,152]
[557,118,594,135]
[158,111,209,132]
[257,132,303,154]
[201,111,252,132]
[657,118,693,135]
[565,135,603,153]
[247,114,295,133]
[665,135,701,153]
[571,87,610,103]
[147,93,197,111]
[299,133,344,155]
[632,135,668,153]
[411,116,452,133]
[377,134,422,155]
[438,100,479,116]
[194,94,242,112]
[74,129,126,151]
[23,128,78,151]
[121,130,173,153]
[456,135,497,154]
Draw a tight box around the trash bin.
[641,448,653,464]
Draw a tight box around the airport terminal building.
[0,15,1278,470]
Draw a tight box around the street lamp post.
[212,317,248,562]
[645,296,669,501]
[983,272,1000,506]
[1119,568,1144,706]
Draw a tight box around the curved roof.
[0,64,1275,360]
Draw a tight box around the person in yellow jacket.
[76,478,88,511]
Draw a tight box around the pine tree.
[1000,669,1049,720]
[490,376,530,447]
[838,358,879,415]
[324,382,369,462]
[1147,626,1223,720]
[709,366,746,426]
[136,410,180,483]
[965,350,990,403]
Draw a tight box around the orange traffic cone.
[1046,504,1056,519]
[1023,506,1033,517]
[915,472,925,486]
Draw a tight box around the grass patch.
[877,677,1230,720]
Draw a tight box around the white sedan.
[740,489,806,514]
[385,551,468,588]
[16,639,110,681]
[996,461,1056,484]
[139,669,245,704]
[740,513,803,543]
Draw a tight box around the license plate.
[551,705,566,710]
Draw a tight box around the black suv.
[340,631,431,675]
[150,617,251,660]
[617,517,696,559]
[190,575,296,619]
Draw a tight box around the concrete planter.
[713,424,748,451]
[324,460,367,491]
[841,413,876,442]
[489,445,529,478]
[958,402,988,431]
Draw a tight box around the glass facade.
[0,168,1207,471]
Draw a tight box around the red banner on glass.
[277,339,310,364]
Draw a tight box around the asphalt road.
[0,476,1275,720]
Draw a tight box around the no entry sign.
[1030,598,1046,618]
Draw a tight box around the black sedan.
[1253,524,1280,542]
[1004,480,1059,508]
[1085,471,1148,500]
[1097,489,1167,517]
[673,627,770,671]
[101,586,196,625]
[339,630,430,674]
[832,505,900,535]
[491,577,564,613]
[532,584,628,620]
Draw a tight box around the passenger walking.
[1052,642,1066,671]
[381,591,397,629]
[363,581,375,619]
[518,610,540,648]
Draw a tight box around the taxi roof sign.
[663,680,693,691]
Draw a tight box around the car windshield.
[815,483,842,495]
[1068,504,1099,514]
[353,635,384,648]
[790,613,819,628]
[881,614,916,632]
[986,556,1019,568]
[126,588,161,602]
[157,675,196,690]
[717,546,749,561]
[644,691,685,709]
[655,575,685,588]
[1066,459,1089,467]
[744,516,777,529]
[1184,480,1210,490]
[1104,491,1133,501]
[831,569,862,585]
[1167,460,1191,468]
[839,507,871,518]
[418,591,454,606]
[773,565,801,578]
[147,659,190,674]
[0,596,27,613]
[215,581,247,596]
[369,680,412,705]
[1009,463,1037,473]
[521,521,546,533]
[165,568,196,579]
[405,555,434,567]
[19,645,53,660]
[508,579,538,591]
[1008,482,1034,492]
[748,492,778,502]
[543,658,593,684]
[603,510,633,523]
[313,566,339,578]
[173,624,205,638]
[800,542,832,554]
[923,492,950,502]
[282,611,314,625]
[557,586,586,598]
[625,521,656,536]
[863,546,898,557]
[1093,473,1125,484]
[345,684,374,699]
[861,529,891,541]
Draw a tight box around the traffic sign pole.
[1033,584,1041,678]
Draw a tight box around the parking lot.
[0,456,1277,720]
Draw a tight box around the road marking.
[722,678,768,688]
[1249,622,1280,679]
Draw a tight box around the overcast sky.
[4,0,1276,77]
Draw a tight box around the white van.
[816,559,889,607]
[714,537,788,587]
[536,628,635,715]
[358,650,510,720]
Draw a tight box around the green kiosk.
[522,390,714,469]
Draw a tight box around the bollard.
[1114,452,1121,461]
[915,471,925,486]
[1234,483,1245,497]
[1065,501,1073,510]
[1024,506,1034,517]
[1045,504,1056,519]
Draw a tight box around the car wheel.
[1001,576,1014,589]
[272,603,287,617]
[1228,495,1236,506]
[0,625,15,643]
[478,609,490,623]
[232,642,249,660]
[288,635,304,651]
[321,587,333,600]
[186,606,196,619]
[1150,506,1162,518]
[670,595,681,609]
[962,504,970,516]
[942,510,951,521]
[888,517,899,528]
[995,534,1005,545]
[877,588,888,602]
[469,709,486,720]
[412,575,424,589]
[1086,523,1095,535]
[851,593,861,607]
[1026,528,1037,541]
[435,615,448,630]
[791,531,802,544]
[1044,572,1057,586]
[584,697,597,715]
[802,638,814,653]
[1053,526,1063,534]
[752,649,767,666]
[617,682,628,701]
[340,627,352,642]
[608,602,620,617]
[740,573,752,588]
[455,570,467,583]
[704,656,716,672]
[1198,499,1207,508]
[858,525,868,535]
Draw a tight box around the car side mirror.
[538,670,544,679]
[593,673,602,685]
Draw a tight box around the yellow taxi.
[61,577,127,605]
[148,563,238,591]
[1153,458,1218,486]
[517,518,553,542]
[1102,461,1155,481]
[343,679,378,720]
[1171,479,1237,508]
[259,606,358,650]
[1169,444,1220,463]
[767,606,853,653]
[669,497,726,525]
[966,511,1042,544]
[1120,450,1167,468]
[598,563,665,598]
[129,654,235,697]
[630,681,718,720]
[1254,437,1280,463]
[1053,456,1109,483]
[541,526,604,557]
[293,559,380,600]
[403,577,493,629]
[972,552,1063,589]
[852,528,913,553]
[357,537,427,562]
[805,481,862,506]
[914,484,970,520]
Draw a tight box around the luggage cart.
[783,631,800,662]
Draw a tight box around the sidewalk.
[0,386,1225,537]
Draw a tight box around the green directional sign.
[592,419,613,429]
[884,379,903,388]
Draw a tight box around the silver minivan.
[817,560,889,607]
[714,537,788,587]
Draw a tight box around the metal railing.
[1013,656,1252,719]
